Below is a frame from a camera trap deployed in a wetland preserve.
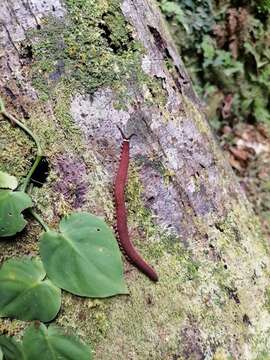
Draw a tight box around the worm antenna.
[116,125,136,140]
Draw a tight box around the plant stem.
[1,108,42,155]
[21,155,42,192]
[0,98,43,191]
[29,208,50,232]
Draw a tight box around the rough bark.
[1,0,270,359]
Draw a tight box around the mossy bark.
[1,0,270,359]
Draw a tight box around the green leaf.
[160,1,190,33]
[0,172,18,190]
[0,347,3,360]
[223,62,243,76]
[0,336,25,360]
[0,258,61,322]
[40,212,128,297]
[254,105,270,122]
[201,35,215,62]
[22,323,92,360]
[0,323,92,360]
[0,190,32,237]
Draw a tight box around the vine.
[0,98,42,193]
[0,98,128,359]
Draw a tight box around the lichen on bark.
[1,0,270,359]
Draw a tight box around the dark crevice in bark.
[214,222,224,232]
[30,157,50,188]
[147,25,168,52]
[20,43,33,61]
[225,287,240,304]
[3,86,17,101]
[20,105,30,119]
[243,314,252,326]
[147,25,190,93]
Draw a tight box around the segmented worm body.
[114,127,158,282]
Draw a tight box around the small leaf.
[0,336,25,360]
[0,190,32,237]
[22,323,92,360]
[40,212,128,297]
[0,258,61,322]
[201,35,215,62]
[0,172,18,190]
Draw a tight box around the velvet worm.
[114,126,158,282]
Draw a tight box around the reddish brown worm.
[114,126,158,282]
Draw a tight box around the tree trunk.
[1,0,270,359]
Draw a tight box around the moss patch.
[0,120,33,178]
[28,0,167,108]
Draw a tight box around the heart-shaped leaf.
[23,323,92,360]
[0,323,92,360]
[0,336,25,360]
[40,212,128,297]
[0,258,61,322]
[0,190,32,237]
[0,172,18,190]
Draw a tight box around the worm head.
[116,125,136,141]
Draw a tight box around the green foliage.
[201,36,244,75]
[0,323,92,360]
[160,2,189,32]
[0,172,18,190]
[0,336,25,360]
[0,189,32,237]
[0,79,132,359]
[257,0,270,13]
[0,258,61,322]
[159,0,270,126]
[0,104,127,358]
[23,323,92,360]
[40,212,128,297]
[160,0,214,36]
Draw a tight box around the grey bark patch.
[71,90,188,236]
[70,89,131,144]
[122,0,198,105]
[54,154,88,209]
[140,163,184,235]
[0,0,65,98]
[180,322,205,360]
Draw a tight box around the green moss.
[57,294,111,346]
[0,118,33,180]
[28,0,167,108]
[52,82,82,142]
[264,288,270,313]
[126,164,157,238]
[0,319,25,337]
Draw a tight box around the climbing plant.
[0,323,92,360]
[40,212,128,297]
[0,98,128,359]
[0,258,61,322]
[158,0,270,128]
